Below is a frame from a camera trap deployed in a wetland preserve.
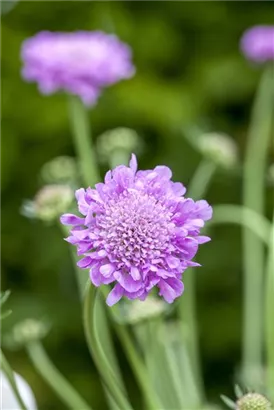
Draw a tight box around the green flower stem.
[0,350,28,410]
[25,341,92,410]
[61,225,127,408]
[265,215,274,399]
[114,324,161,410]
[178,159,216,401]
[210,205,271,246]
[83,284,133,410]
[242,66,273,386]
[68,95,100,187]
[186,160,216,200]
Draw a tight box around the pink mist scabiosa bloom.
[61,155,212,306]
[21,31,135,106]
[240,26,274,63]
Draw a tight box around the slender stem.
[210,205,271,246]
[242,66,273,386]
[61,223,127,408]
[25,341,91,410]
[187,160,216,200]
[0,350,28,410]
[114,324,161,410]
[178,159,216,401]
[68,95,100,187]
[83,284,133,410]
[265,215,274,399]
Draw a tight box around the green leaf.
[0,290,11,305]
[234,384,243,399]
[220,395,236,409]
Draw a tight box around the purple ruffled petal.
[106,284,124,306]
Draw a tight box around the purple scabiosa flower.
[21,31,135,106]
[61,155,212,306]
[240,26,274,63]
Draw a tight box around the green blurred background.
[1,1,274,409]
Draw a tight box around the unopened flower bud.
[198,132,238,168]
[22,185,73,222]
[9,319,50,347]
[97,127,142,166]
[40,156,78,184]
[236,393,272,410]
[115,296,167,325]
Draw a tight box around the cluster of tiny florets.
[61,155,212,305]
[236,393,272,410]
[21,31,135,105]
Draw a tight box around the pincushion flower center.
[97,190,173,267]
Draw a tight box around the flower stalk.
[25,341,92,410]
[114,323,161,410]
[265,214,274,400]
[68,95,100,187]
[83,283,133,410]
[178,159,216,400]
[242,65,273,387]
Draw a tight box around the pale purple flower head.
[240,25,274,63]
[21,31,135,106]
[61,155,212,306]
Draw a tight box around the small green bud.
[10,319,49,346]
[197,132,238,168]
[21,184,73,222]
[97,127,142,166]
[40,156,78,184]
[114,296,167,325]
[236,393,272,410]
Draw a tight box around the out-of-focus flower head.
[22,185,73,222]
[236,393,272,410]
[21,31,135,106]
[1,371,37,410]
[40,156,78,185]
[97,127,142,166]
[197,132,238,169]
[221,386,272,410]
[240,26,274,63]
[61,154,212,306]
[6,319,50,349]
[115,296,168,325]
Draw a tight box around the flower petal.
[130,266,141,280]
[114,271,143,292]
[100,264,115,277]
[158,278,184,303]
[106,284,124,306]
[60,214,84,226]
[129,154,138,174]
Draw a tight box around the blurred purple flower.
[21,31,135,106]
[240,25,274,63]
[61,155,212,306]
